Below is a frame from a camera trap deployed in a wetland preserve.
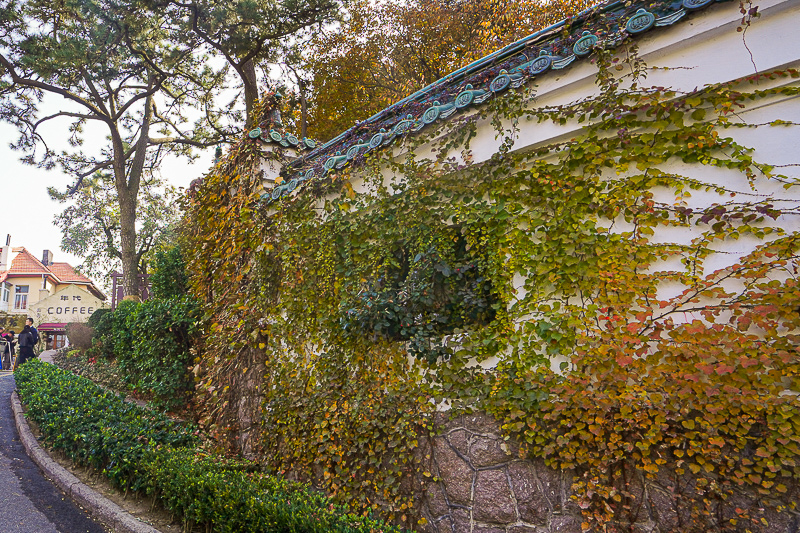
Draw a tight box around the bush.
[113,297,199,410]
[82,281,200,409]
[150,246,189,300]
[86,307,114,337]
[15,360,196,490]
[87,308,113,330]
[15,360,399,533]
[65,322,95,350]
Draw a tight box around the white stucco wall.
[264,0,800,373]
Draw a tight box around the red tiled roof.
[0,247,106,300]
[49,262,93,284]
[5,248,50,276]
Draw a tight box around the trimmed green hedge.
[15,360,399,533]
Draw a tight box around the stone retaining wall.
[418,413,800,533]
[221,365,799,533]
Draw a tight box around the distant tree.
[165,0,340,128]
[0,0,228,298]
[48,172,180,284]
[304,0,592,141]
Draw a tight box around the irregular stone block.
[645,482,678,531]
[435,437,475,505]
[631,522,657,533]
[452,508,471,533]
[473,468,516,523]
[434,517,453,533]
[470,436,512,467]
[508,526,544,533]
[549,513,583,532]
[508,461,553,525]
[448,429,470,456]
[463,412,501,435]
[423,482,450,519]
[474,526,505,533]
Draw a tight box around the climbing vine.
[183,38,800,532]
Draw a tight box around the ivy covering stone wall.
[182,7,800,531]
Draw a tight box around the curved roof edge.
[254,0,729,204]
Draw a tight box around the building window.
[14,285,29,310]
[0,283,9,311]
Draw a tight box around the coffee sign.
[33,285,106,324]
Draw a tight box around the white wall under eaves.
[458,0,800,164]
[266,0,800,373]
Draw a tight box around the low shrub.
[65,322,95,350]
[15,360,399,533]
[87,308,113,330]
[148,449,399,533]
[15,359,196,490]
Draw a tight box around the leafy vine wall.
[182,2,800,532]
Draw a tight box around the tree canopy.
[164,0,340,127]
[48,172,180,284]
[303,0,593,141]
[0,0,224,296]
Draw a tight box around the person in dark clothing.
[0,327,9,370]
[2,330,15,370]
[26,318,40,354]
[17,325,35,369]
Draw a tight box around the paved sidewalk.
[0,370,109,533]
[38,349,56,364]
[4,350,163,533]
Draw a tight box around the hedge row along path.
[0,367,110,533]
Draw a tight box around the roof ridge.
[248,0,728,204]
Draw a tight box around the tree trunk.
[114,93,154,299]
[299,79,308,139]
[241,59,260,128]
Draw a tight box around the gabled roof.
[253,0,728,203]
[49,262,93,284]
[0,247,106,300]
[4,248,55,278]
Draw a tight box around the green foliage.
[114,297,200,410]
[184,41,800,531]
[340,228,498,362]
[85,295,199,410]
[150,245,190,300]
[0,0,228,298]
[165,0,340,127]
[149,449,400,533]
[15,359,197,491]
[48,173,181,284]
[87,308,113,330]
[16,360,397,533]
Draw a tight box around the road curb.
[11,390,162,533]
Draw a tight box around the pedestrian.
[16,325,35,369]
[3,330,16,370]
[0,327,9,370]
[26,318,40,357]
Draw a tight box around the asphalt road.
[0,370,110,533]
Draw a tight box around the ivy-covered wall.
[183,1,800,531]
